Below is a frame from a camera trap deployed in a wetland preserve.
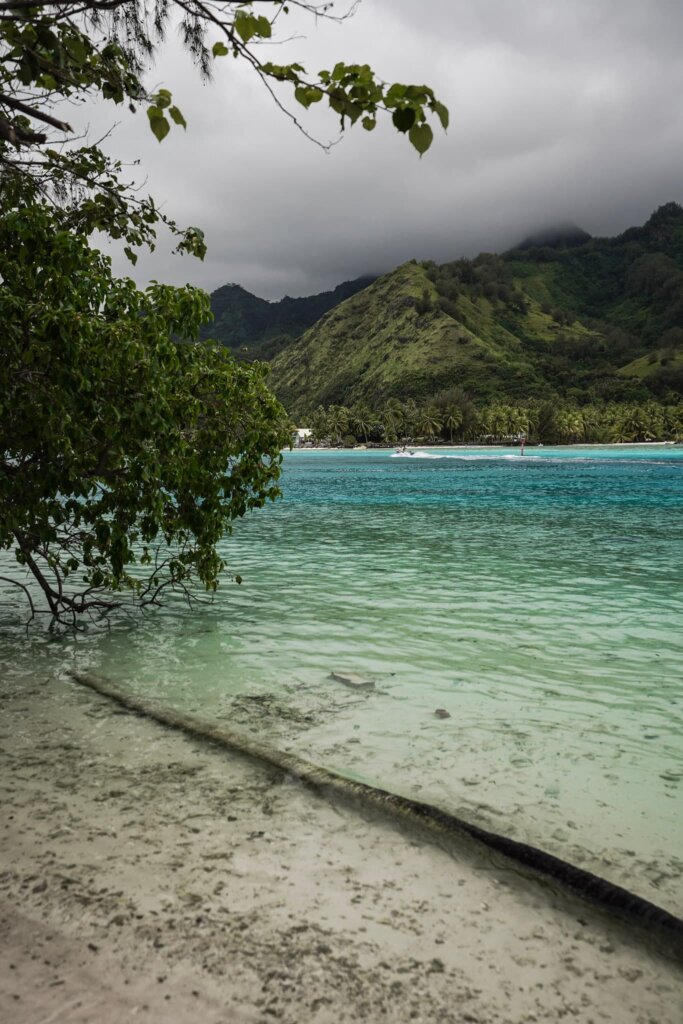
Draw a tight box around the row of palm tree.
[304,398,683,445]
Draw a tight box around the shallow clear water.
[2,445,682,912]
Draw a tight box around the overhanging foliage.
[0,195,289,623]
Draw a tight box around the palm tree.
[505,406,529,439]
[535,401,559,444]
[557,409,585,443]
[457,393,479,441]
[477,405,493,439]
[309,405,330,444]
[350,404,373,443]
[382,398,405,442]
[580,404,602,443]
[643,402,665,440]
[487,404,508,440]
[326,405,349,445]
[402,400,420,441]
[523,404,540,441]
[419,406,443,442]
[665,403,683,440]
[442,405,463,443]
[609,407,633,443]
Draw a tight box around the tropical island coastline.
[2,4,683,1022]
[288,440,682,451]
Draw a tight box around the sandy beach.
[1,669,681,1024]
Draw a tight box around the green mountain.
[268,203,683,417]
[200,275,375,360]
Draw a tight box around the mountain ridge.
[266,202,683,416]
[199,275,376,360]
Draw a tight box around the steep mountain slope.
[505,201,683,339]
[268,204,683,415]
[199,276,375,360]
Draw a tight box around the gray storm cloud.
[82,0,683,299]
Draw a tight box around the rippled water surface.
[2,445,682,912]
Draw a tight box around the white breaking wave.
[388,452,676,465]
[390,451,442,459]
[391,451,521,460]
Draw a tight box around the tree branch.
[0,118,47,147]
[0,575,39,625]
[14,532,60,616]
[0,92,72,132]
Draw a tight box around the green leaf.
[123,246,138,265]
[212,41,229,57]
[64,34,88,63]
[169,106,186,129]
[234,12,271,43]
[255,16,272,39]
[392,107,416,133]
[234,12,255,42]
[262,61,304,82]
[175,226,207,261]
[433,100,449,131]
[362,116,376,131]
[409,121,433,155]
[147,109,170,142]
[155,89,172,110]
[386,83,407,104]
[294,85,323,108]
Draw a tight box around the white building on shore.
[292,428,313,448]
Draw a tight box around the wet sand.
[1,671,681,1023]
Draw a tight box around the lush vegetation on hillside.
[267,203,683,419]
[199,277,375,360]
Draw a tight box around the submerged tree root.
[68,669,683,961]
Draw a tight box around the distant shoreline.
[287,441,680,452]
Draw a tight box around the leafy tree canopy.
[0,193,289,623]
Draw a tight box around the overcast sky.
[85,0,683,299]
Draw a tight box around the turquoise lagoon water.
[1,444,682,912]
